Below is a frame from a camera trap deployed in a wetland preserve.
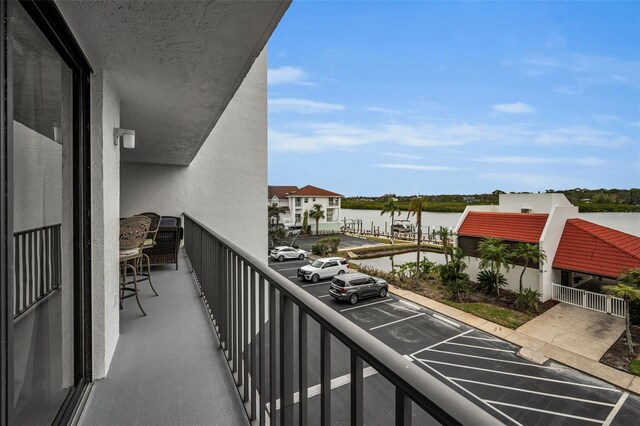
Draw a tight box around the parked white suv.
[270,246,307,261]
[297,257,350,283]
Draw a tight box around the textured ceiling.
[57,0,290,165]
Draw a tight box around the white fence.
[552,283,626,318]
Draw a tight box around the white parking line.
[442,341,515,353]
[267,366,379,412]
[275,267,305,272]
[427,348,556,369]
[458,335,504,343]
[413,359,620,391]
[318,295,331,299]
[432,313,460,328]
[301,281,331,288]
[411,355,524,426]
[398,300,421,311]
[369,313,425,331]
[485,400,605,424]
[603,392,628,426]
[287,275,299,279]
[453,378,615,406]
[411,329,473,356]
[341,298,392,312]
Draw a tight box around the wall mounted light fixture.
[114,128,135,149]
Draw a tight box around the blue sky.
[267,1,640,197]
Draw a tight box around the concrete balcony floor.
[79,250,247,425]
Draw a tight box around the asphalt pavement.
[262,257,640,425]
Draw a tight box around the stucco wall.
[540,205,579,301]
[466,256,540,294]
[12,122,62,232]
[90,71,121,379]
[120,47,268,260]
[498,193,572,213]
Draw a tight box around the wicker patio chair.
[143,215,183,270]
[119,216,151,316]
[136,212,161,295]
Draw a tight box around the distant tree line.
[341,188,640,213]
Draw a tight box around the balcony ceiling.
[57,0,290,166]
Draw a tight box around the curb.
[387,285,640,395]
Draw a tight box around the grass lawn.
[442,301,535,329]
[361,236,412,244]
[629,359,640,376]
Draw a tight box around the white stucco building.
[454,194,640,302]
[268,185,343,232]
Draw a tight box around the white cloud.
[474,156,607,167]
[479,172,583,190]
[382,152,423,160]
[493,102,535,114]
[269,119,632,153]
[592,114,620,122]
[268,66,313,86]
[376,163,456,171]
[365,106,404,115]
[269,98,344,114]
[553,86,584,95]
[521,54,640,89]
[534,126,633,147]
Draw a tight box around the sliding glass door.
[1,1,92,424]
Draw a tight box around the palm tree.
[301,210,309,235]
[512,243,547,293]
[436,227,454,264]
[380,197,401,244]
[268,205,282,229]
[478,237,512,299]
[407,196,425,281]
[604,268,640,354]
[308,204,325,235]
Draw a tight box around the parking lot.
[288,234,381,252]
[268,257,640,425]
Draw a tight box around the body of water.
[342,209,640,236]
[356,251,445,272]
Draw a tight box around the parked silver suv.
[297,257,349,283]
[329,272,388,305]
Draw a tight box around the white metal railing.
[552,283,626,318]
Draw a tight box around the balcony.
[78,252,247,425]
[79,214,497,425]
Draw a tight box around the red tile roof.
[458,211,549,243]
[268,186,299,199]
[553,219,640,278]
[292,185,343,197]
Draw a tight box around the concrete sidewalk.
[517,303,625,360]
[388,285,640,395]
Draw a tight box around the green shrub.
[318,236,341,253]
[311,243,330,256]
[311,236,341,256]
[629,359,640,376]
[515,288,542,313]
[438,263,468,284]
[446,279,471,302]
[476,270,507,295]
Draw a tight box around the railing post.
[269,285,277,426]
[250,269,257,421]
[279,294,294,425]
[243,262,250,401]
[395,387,411,426]
[259,277,267,426]
[321,325,331,426]
[606,296,612,314]
[350,350,363,426]
[299,310,308,426]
